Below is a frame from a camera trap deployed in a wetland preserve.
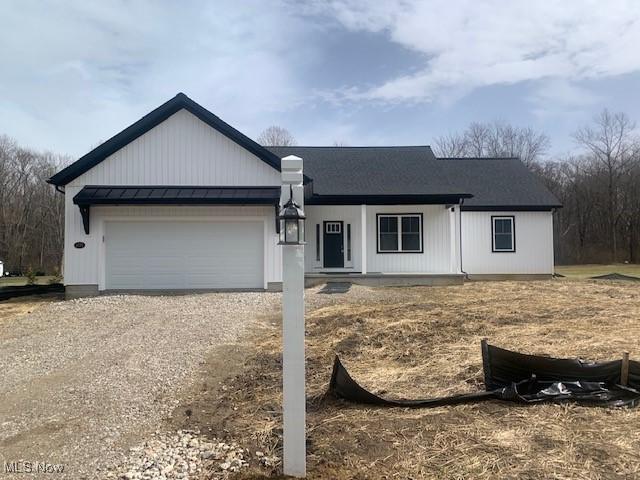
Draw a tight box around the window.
[492,216,515,252]
[377,214,423,253]
[315,224,320,261]
[325,222,341,234]
[347,224,352,261]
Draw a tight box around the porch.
[305,272,464,287]
[304,203,463,279]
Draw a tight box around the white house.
[48,93,561,298]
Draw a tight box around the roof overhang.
[72,185,281,234]
[305,193,473,206]
[460,205,562,212]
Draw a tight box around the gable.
[48,93,281,187]
[69,109,280,187]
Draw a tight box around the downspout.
[458,198,469,279]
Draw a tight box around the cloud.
[0,0,310,156]
[311,0,640,104]
[529,79,602,118]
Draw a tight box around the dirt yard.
[172,280,640,480]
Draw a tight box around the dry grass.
[194,280,640,479]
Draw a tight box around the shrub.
[48,271,63,284]
[25,267,37,285]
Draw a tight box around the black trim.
[79,205,90,234]
[376,213,424,254]
[347,223,352,262]
[462,205,560,212]
[72,185,281,206]
[315,224,320,261]
[491,215,516,253]
[306,193,472,206]
[47,93,282,186]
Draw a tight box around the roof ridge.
[437,157,520,161]
[270,145,433,149]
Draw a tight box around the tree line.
[0,135,67,276]
[432,112,640,264]
[1,111,638,276]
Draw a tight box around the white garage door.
[105,221,264,289]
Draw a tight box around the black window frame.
[346,223,352,261]
[376,213,424,254]
[315,223,320,261]
[491,215,516,253]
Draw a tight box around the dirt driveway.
[0,292,281,478]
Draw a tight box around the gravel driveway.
[0,292,280,478]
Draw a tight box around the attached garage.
[105,220,264,290]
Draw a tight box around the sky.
[2,0,640,159]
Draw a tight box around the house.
[48,93,561,298]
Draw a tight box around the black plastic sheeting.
[328,342,640,408]
[590,273,640,282]
[0,284,64,301]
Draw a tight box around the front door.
[323,221,344,268]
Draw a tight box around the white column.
[449,206,456,273]
[449,205,462,274]
[360,204,367,274]
[280,155,306,477]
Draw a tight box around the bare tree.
[332,140,350,147]
[434,121,550,166]
[434,133,467,157]
[573,110,638,261]
[257,126,296,146]
[0,135,69,275]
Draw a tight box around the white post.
[449,206,457,273]
[360,204,367,274]
[280,155,306,477]
[450,205,462,274]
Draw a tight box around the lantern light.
[278,185,306,245]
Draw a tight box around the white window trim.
[492,216,515,252]
[377,214,423,253]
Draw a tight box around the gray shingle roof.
[268,146,561,209]
[436,158,561,209]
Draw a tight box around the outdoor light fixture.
[278,185,306,245]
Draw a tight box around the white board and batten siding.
[367,205,452,273]
[64,109,282,289]
[305,205,454,274]
[461,211,554,275]
[67,109,280,188]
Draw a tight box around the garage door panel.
[105,221,263,289]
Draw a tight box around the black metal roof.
[48,93,282,186]
[269,146,561,210]
[73,186,281,206]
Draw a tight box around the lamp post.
[278,185,306,245]
[279,155,306,477]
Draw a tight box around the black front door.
[323,221,344,268]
